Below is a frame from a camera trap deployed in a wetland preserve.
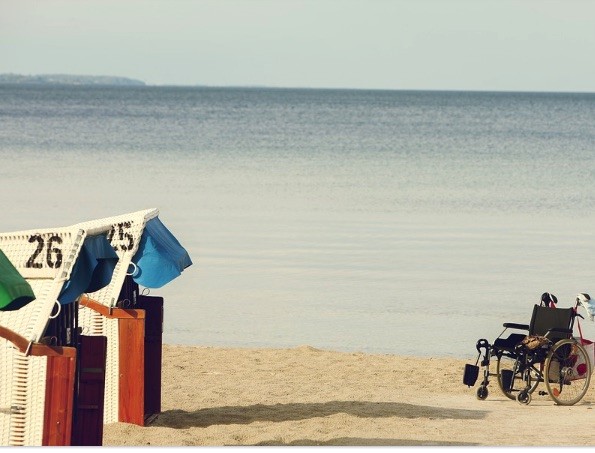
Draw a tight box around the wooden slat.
[71,335,107,446]
[31,344,77,358]
[0,325,31,354]
[118,314,145,426]
[42,348,77,446]
[0,325,79,357]
[79,295,145,320]
[137,295,163,420]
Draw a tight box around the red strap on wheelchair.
[573,306,585,343]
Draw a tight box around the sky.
[1,0,595,92]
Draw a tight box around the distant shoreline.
[0,73,145,86]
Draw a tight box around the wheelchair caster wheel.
[476,385,488,400]
[516,390,531,405]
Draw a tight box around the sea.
[1,84,595,359]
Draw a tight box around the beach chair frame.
[76,208,163,425]
[0,226,85,446]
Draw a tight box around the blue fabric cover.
[58,234,119,304]
[131,217,192,288]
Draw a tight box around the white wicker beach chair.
[75,208,161,425]
[0,226,85,446]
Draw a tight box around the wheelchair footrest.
[500,369,514,391]
[463,363,480,386]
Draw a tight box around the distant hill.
[0,73,146,86]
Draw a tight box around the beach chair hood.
[130,217,192,288]
[0,249,36,311]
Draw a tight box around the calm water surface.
[1,85,595,358]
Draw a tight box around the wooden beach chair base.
[42,345,77,446]
[71,335,108,446]
[80,294,164,426]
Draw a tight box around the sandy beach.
[102,344,595,447]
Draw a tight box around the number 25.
[108,222,134,251]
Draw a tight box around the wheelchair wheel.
[516,389,531,405]
[476,385,488,400]
[544,339,592,406]
[496,354,539,400]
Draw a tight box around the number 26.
[26,235,63,269]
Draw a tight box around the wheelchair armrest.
[502,323,529,330]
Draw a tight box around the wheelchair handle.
[476,338,490,354]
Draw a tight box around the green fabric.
[0,248,36,311]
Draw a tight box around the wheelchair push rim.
[544,338,592,406]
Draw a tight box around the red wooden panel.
[118,314,145,426]
[137,295,164,420]
[42,347,77,446]
[71,335,107,446]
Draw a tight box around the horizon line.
[1,73,594,95]
[146,83,595,95]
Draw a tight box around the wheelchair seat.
[493,333,527,352]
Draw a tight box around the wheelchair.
[464,292,593,406]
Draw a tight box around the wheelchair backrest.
[529,304,574,341]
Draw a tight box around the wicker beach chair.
[0,225,85,446]
[76,208,157,425]
[75,208,191,425]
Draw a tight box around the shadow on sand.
[152,400,488,430]
[255,437,479,446]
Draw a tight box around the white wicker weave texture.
[0,338,13,445]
